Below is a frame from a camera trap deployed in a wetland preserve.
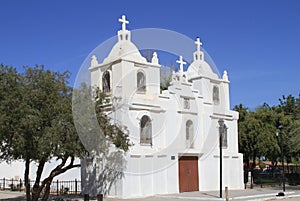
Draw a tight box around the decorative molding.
[189,75,219,83]
[179,152,203,157]
[90,57,161,71]
[129,105,166,113]
[133,60,161,68]
[210,113,234,121]
[132,103,161,108]
[134,63,149,69]
[210,79,221,84]
[159,95,170,99]
[213,112,233,117]
[177,111,198,115]
[180,95,196,100]
[181,82,192,87]
[213,155,230,158]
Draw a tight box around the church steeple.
[193,37,204,61]
[99,14,147,65]
[118,15,131,42]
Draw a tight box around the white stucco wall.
[82,22,244,198]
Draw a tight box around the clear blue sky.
[1,0,300,109]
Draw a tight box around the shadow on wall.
[81,149,126,197]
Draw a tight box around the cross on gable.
[118,15,129,31]
[176,56,186,73]
[195,37,202,52]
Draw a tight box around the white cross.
[195,37,202,52]
[118,15,129,31]
[176,56,186,73]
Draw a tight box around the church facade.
[81,15,244,198]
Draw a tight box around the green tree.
[235,101,297,171]
[278,94,299,119]
[234,104,285,167]
[254,104,283,167]
[287,120,300,158]
[233,104,250,166]
[277,94,300,165]
[0,65,85,201]
[0,65,131,201]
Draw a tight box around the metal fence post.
[75,179,77,195]
[56,180,59,195]
[0,178,80,194]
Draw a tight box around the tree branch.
[40,155,80,191]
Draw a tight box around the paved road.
[1,186,300,201]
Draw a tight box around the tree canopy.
[0,64,131,201]
[234,95,300,171]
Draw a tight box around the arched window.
[186,120,194,148]
[140,115,152,145]
[102,71,110,93]
[213,85,220,105]
[137,71,146,92]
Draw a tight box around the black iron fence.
[0,178,81,195]
[253,171,282,185]
[252,171,300,186]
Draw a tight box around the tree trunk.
[250,152,256,189]
[31,160,46,201]
[25,157,31,201]
[38,156,80,201]
[246,156,250,170]
[286,157,290,174]
[41,179,53,201]
[244,156,250,189]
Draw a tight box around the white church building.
[81,15,244,198]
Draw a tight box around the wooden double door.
[178,156,199,192]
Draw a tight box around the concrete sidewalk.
[1,186,300,201]
[0,191,25,200]
[152,188,300,201]
[105,186,300,201]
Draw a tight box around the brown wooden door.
[178,156,199,192]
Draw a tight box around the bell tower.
[89,15,161,100]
